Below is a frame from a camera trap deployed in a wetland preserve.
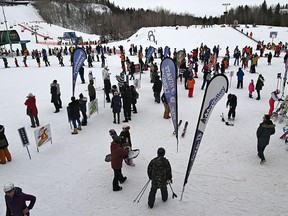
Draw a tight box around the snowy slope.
[0,4,288,216]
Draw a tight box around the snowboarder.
[257,114,275,164]
[110,135,129,191]
[120,124,135,166]
[147,147,172,209]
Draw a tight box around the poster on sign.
[34,124,52,149]
[88,98,98,117]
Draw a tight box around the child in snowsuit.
[248,79,255,98]
[120,125,135,166]
[187,76,195,97]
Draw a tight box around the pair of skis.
[173,120,188,137]
[221,113,234,126]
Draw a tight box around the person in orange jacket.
[187,76,195,98]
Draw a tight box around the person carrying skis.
[226,94,237,120]
[256,114,275,164]
[268,89,283,116]
[147,147,172,209]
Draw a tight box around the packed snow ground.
[0,4,288,216]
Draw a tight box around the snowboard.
[105,149,140,162]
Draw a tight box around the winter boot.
[77,125,82,131]
[72,128,78,135]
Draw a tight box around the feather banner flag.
[181,74,228,200]
[161,57,179,150]
[72,48,87,96]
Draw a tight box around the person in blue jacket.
[236,67,245,89]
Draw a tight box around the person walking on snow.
[68,96,82,134]
[268,89,283,116]
[256,114,275,164]
[187,76,195,97]
[226,94,237,120]
[147,147,172,209]
[110,136,129,191]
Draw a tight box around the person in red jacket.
[110,136,129,191]
[4,183,36,216]
[24,93,40,128]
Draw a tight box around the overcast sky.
[111,0,287,17]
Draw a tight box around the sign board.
[34,124,52,148]
[18,127,30,147]
[270,31,278,39]
[88,98,98,117]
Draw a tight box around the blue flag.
[181,74,228,200]
[146,46,155,64]
[161,57,178,148]
[72,48,87,96]
[164,46,170,58]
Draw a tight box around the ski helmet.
[157,147,165,157]
[3,183,14,193]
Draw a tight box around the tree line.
[33,0,288,41]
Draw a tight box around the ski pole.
[169,182,177,199]
[133,180,150,203]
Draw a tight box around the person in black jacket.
[226,94,237,119]
[111,91,122,124]
[68,96,81,134]
[4,183,36,216]
[0,125,12,164]
[257,114,275,164]
[130,85,138,114]
[79,93,88,126]
[152,75,162,103]
[50,80,60,113]
[255,74,265,100]
[121,85,132,122]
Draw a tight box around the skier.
[268,89,283,116]
[256,115,275,164]
[147,147,172,209]
[226,94,237,120]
